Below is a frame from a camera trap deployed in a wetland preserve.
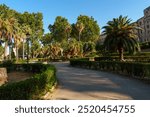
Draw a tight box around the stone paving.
[46,62,150,100]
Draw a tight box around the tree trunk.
[16,45,18,62]
[27,39,29,63]
[23,38,24,60]
[4,41,8,60]
[78,32,80,41]
[67,33,69,43]
[118,47,124,61]
[9,45,11,60]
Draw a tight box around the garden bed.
[7,71,33,83]
[0,63,57,100]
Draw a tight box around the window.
[147,25,149,29]
[145,11,149,16]
[139,22,142,25]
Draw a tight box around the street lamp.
[26,33,30,63]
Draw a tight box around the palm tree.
[7,17,19,60]
[65,25,71,42]
[0,18,11,59]
[0,16,19,60]
[103,15,141,61]
[76,22,84,41]
[21,24,31,60]
[0,16,5,45]
[14,28,22,61]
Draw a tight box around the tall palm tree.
[7,17,19,60]
[0,16,5,45]
[65,25,71,43]
[103,15,141,61]
[14,35,20,61]
[0,15,10,59]
[21,24,31,60]
[1,18,11,59]
[0,16,19,60]
[0,16,3,38]
[76,22,84,41]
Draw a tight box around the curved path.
[46,62,150,100]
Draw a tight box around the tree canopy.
[41,33,53,46]
[48,16,71,42]
[73,15,100,42]
[103,15,141,61]
[0,4,44,60]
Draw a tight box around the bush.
[0,64,57,100]
[94,56,150,62]
[83,41,95,55]
[2,60,14,72]
[140,41,150,49]
[70,59,150,79]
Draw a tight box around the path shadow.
[52,62,150,100]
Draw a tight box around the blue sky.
[0,0,150,33]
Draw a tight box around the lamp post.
[26,33,30,63]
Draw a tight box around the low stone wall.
[0,68,8,86]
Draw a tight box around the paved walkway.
[46,62,150,100]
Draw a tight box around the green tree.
[17,12,43,39]
[48,16,71,42]
[41,33,53,46]
[63,39,83,58]
[65,25,72,42]
[0,4,19,59]
[0,46,4,59]
[103,15,141,61]
[76,22,84,41]
[0,4,43,60]
[0,15,19,59]
[17,12,44,59]
[72,15,100,42]
[21,24,32,59]
[83,41,95,56]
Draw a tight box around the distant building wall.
[99,33,106,44]
[137,6,150,42]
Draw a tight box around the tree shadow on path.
[52,62,150,100]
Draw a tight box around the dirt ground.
[7,71,33,83]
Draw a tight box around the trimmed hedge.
[94,56,150,62]
[140,41,150,50]
[0,63,57,100]
[70,59,150,79]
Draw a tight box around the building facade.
[137,6,150,42]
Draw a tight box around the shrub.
[2,60,14,72]
[0,64,57,100]
[83,41,95,56]
[70,59,150,80]
[94,56,150,62]
[140,41,150,49]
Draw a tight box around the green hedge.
[94,56,150,62]
[70,59,150,79]
[140,41,150,49]
[0,63,57,100]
